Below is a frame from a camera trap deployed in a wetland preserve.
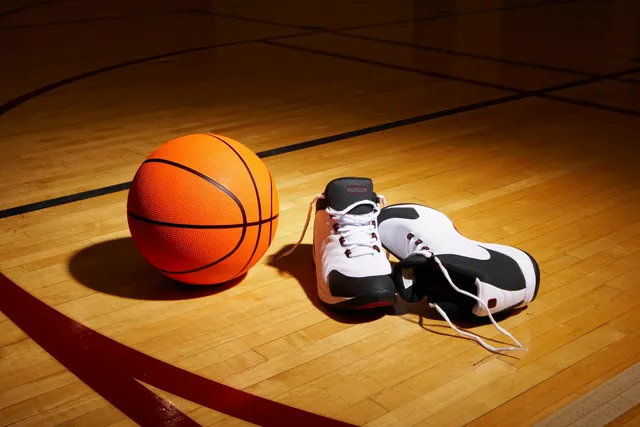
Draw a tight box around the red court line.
[0,273,355,427]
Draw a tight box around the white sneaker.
[283,178,397,309]
[378,203,540,352]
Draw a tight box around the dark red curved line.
[0,273,355,427]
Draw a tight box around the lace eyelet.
[371,220,376,226]
[345,249,352,257]
[339,236,346,246]
[407,233,414,240]
[421,245,430,251]
[333,223,340,232]
[415,239,423,245]
[373,245,380,253]
[371,232,377,239]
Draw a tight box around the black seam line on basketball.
[142,158,248,275]
[0,0,55,18]
[0,0,605,117]
[263,41,640,117]
[142,158,247,225]
[127,212,279,229]
[1,65,638,220]
[208,135,263,275]
[268,173,274,246]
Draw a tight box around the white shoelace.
[280,194,524,353]
[279,194,386,259]
[406,245,526,353]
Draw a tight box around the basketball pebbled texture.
[127,134,279,285]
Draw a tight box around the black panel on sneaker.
[523,249,541,301]
[308,177,396,310]
[392,255,476,310]
[379,203,540,317]
[392,254,429,303]
[328,270,396,299]
[322,177,376,214]
[378,206,419,224]
[437,247,527,292]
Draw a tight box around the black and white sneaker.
[282,178,397,309]
[378,203,540,352]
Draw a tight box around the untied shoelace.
[279,194,387,259]
[280,194,525,353]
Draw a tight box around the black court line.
[264,40,640,117]
[0,0,603,117]
[203,0,599,34]
[0,182,132,219]
[0,0,56,18]
[332,32,594,78]
[0,33,315,117]
[615,78,640,85]
[544,95,640,116]
[322,0,604,32]
[0,10,195,30]
[188,9,323,31]
[203,0,634,88]
[0,8,321,31]
[333,33,640,87]
[263,40,521,93]
[2,65,638,220]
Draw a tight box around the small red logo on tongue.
[345,186,368,194]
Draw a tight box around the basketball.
[126,134,279,285]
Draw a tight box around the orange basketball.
[126,134,279,285]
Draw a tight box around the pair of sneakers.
[283,177,540,353]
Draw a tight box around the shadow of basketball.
[268,244,391,324]
[68,237,242,300]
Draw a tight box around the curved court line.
[0,10,195,30]
[0,0,55,18]
[0,37,295,117]
[0,273,354,427]
[0,0,598,117]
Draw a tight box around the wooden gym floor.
[1,0,640,425]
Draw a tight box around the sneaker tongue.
[392,254,430,303]
[324,177,376,214]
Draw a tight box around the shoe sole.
[312,249,397,309]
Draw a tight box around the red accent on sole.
[0,273,355,427]
[358,301,393,309]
